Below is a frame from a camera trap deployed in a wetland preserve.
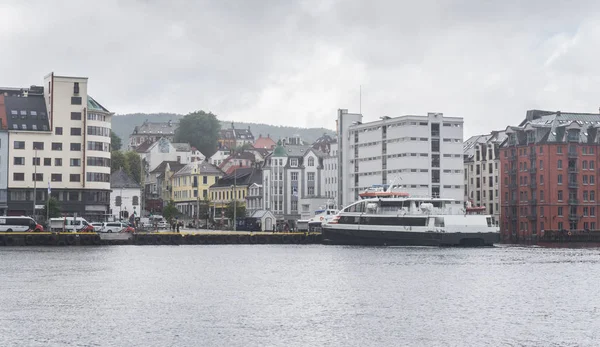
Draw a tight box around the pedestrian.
[176,222,180,233]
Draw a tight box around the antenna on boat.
[386,174,403,191]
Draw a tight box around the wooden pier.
[0,232,323,246]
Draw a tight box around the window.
[591,161,595,170]
[32,157,40,166]
[32,173,43,181]
[74,82,80,94]
[290,158,298,167]
[558,174,563,184]
[592,191,596,201]
[55,127,63,135]
[291,172,298,181]
[52,142,63,151]
[583,161,588,170]
[86,172,110,182]
[70,174,81,182]
[87,141,110,152]
[557,146,563,154]
[44,158,51,166]
[68,192,79,201]
[87,126,110,137]
[55,158,62,166]
[540,175,544,184]
[71,96,82,105]
[557,160,562,169]
[71,112,82,120]
[584,191,589,201]
[70,143,81,151]
[13,173,24,181]
[70,158,81,167]
[87,157,111,167]
[558,207,563,216]
[51,174,62,182]
[591,176,595,184]
[307,172,315,181]
[70,127,81,136]
[132,196,139,205]
[308,186,315,195]
[558,190,563,201]
[13,157,24,165]
[307,157,315,166]
[203,176,208,184]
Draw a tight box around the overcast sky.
[1,0,599,137]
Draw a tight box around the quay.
[0,231,323,246]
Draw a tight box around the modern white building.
[136,137,203,172]
[3,73,112,220]
[337,109,464,210]
[0,105,7,215]
[209,147,231,167]
[110,168,141,221]
[463,131,506,224]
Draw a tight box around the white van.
[49,217,93,232]
[0,216,43,232]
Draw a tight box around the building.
[463,131,506,224]
[110,168,141,221]
[218,122,254,149]
[500,110,600,243]
[253,134,276,150]
[171,161,222,218]
[128,119,178,150]
[219,151,256,174]
[209,147,231,167]
[144,160,186,213]
[322,140,339,202]
[209,166,262,225]
[246,182,263,216]
[136,137,200,172]
[0,95,8,215]
[262,141,328,229]
[336,109,464,210]
[3,73,112,220]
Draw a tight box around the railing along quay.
[539,229,600,243]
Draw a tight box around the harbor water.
[1,245,599,346]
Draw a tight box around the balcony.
[509,199,517,205]
[568,181,579,189]
[527,214,538,221]
[510,214,517,221]
[569,213,579,221]
[529,167,537,174]
[510,154,517,161]
[509,168,517,174]
[530,199,537,206]
[568,167,578,173]
[568,151,578,159]
[509,183,517,189]
[568,198,579,205]
[529,152,537,160]
[529,181,537,189]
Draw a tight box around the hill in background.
[112,113,335,146]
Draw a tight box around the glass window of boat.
[344,201,366,213]
[434,217,445,227]
[379,200,409,212]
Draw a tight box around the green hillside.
[112,113,335,146]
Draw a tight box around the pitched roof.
[174,160,222,177]
[150,160,184,174]
[132,120,178,136]
[111,169,141,189]
[87,96,110,113]
[219,122,255,140]
[253,135,276,149]
[3,94,50,132]
[135,140,155,153]
[172,143,191,152]
[210,167,262,188]
[312,133,336,146]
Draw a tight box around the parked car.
[49,217,93,232]
[90,222,104,232]
[102,222,129,233]
[0,216,43,232]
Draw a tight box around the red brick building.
[500,111,600,243]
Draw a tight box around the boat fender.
[249,235,258,244]
[320,216,324,221]
[568,231,572,236]
[66,235,76,245]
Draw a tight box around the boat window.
[326,211,330,215]
[434,217,445,227]
[355,202,366,213]
[486,217,492,227]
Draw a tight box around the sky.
[1,0,599,137]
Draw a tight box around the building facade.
[171,161,222,218]
[463,131,506,224]
[209,166,262,225]
[3,73,112,220]
[218,123,255,149]
[500,111,600,243]
[110,169,141,221]
[337,109,464,210]
[0,95,7,215]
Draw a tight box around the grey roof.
[88,96,110,113]
[172,143,191,152]
[251,210,275,219]
[210,167,262,188]
[150,160,185,174]
[503,110,600,146]
[132,120,178,136]
[464,131,506,160]
[111,169,141,189]
[312,133,336,145]
[3,94,50,132]
[282,145,311,157]
[174,160,222,177]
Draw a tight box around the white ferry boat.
[322,187,500,247]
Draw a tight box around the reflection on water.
[1,245,600,347]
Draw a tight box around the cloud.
[1,0,600,136]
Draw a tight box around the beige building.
[463,131,506,225]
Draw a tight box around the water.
[1,245,599,347]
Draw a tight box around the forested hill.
[111,113,335,145]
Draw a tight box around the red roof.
[0,95,7,130]
[253,135,276,149]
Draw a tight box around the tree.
[111,151,129,173]
[111,130,123,151]
[225,201,246,221]
[125,151,142,184]
[163,200,179,223]
[174,111,221,157]
[42,197,61,219]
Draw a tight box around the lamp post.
[233,167,237,231]
[32,147,38,217]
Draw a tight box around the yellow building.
[171,161,222,218]
[209,166,262,225]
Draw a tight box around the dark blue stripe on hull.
[322,227,499,247]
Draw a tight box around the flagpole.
[47,181,50,222]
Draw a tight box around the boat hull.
[322,226,499,247]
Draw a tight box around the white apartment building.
[321,140,338,204]
[337,109,464,210]
[5,73,112,220]
[262,140,327,228]
[463,131,505,224]
[0,125,7,216]
[110,168,141,221]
